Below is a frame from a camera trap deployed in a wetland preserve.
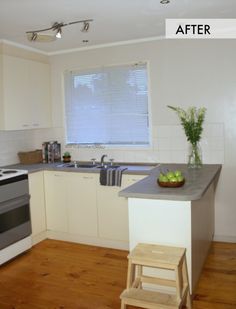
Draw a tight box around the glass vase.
[188,142,202,168]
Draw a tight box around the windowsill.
[65,144,152,151]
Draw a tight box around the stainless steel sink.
[56,163,121,169]
[77,164,98,168]
[95,165,120,169]
[56,163,97,168]
[56,162,157,170]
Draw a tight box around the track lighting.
[81,21,90,32]
[160,0,170,3]
[26,19,93,42]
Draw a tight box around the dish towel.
[100,167,127,186]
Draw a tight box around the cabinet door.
[3,56,30,130]
[67,173,98,237]
[122,175,146,188]
[97,185,129,241]
[29,61,51,128]
[44,171,68,232]
[2,55,51,130]
[97,175,146,242]
[28,171,46,237]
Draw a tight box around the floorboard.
[0,240,235,309]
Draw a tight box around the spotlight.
[56,28,62,39]
[81,22,90,32]
[31,32,38,41]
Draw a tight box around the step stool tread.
[129,243,185,266]
[121,288,181,308]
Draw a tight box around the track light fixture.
[26,19,93,42]
[81,21,90,32]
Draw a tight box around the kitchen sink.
[67,163,98,168]
[56,162,157,170]
[56,163,96,168]
[77,164,98,168]
[56,163,121,169]
[95,165,120,169]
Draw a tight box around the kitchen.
[0,1,236,308]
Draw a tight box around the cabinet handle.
[22,124,29,127]
[54,174,63,177]
[83,176,93,179]
[32,123,39,127]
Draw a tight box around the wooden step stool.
[120,243,191,309]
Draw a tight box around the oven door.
[0,194,31,250]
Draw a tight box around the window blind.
[64,62,150,146]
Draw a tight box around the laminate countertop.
[119,164,221,201]
[3,162,221,201]
[3,162,158,176]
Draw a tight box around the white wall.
[49,39,236,242]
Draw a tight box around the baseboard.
[213,234,236,243]
[32,231,47,245]
[46,230,129,250]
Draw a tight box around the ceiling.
[0,0,236,54]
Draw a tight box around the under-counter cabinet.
[0,54,51,130]
[28,172,47,244]
[30,171,146,249]
[44,171,68,233]
[44,171,98,238]
[67,173,98,237]
[97,175,145,243]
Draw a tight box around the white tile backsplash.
[170,125,185,138]
[57,123,225,165]
[158,150,172,163]
[0,130,34,166]
[203,123,224,138]
[156,125,172,138]
[0,128,63,166]
[0,122,225,166]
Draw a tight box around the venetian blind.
[64,62,150,145]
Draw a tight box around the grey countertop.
[3,162,221,201]
[3,162,157,176]
[119,163,221,201]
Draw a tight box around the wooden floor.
[0,240,235,309]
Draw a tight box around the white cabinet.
[67,173,98,237]
[122,175,146,188]
[28,171,46,244]
[35,170,146,249]
[0,55,51,130]
[44,171,68,233]
[44,171,98,237]
[97,174,146,242]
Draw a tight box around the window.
[64,62,150,146]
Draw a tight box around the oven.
[0,169,32,265]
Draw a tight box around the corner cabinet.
[0,55,51,130]
[97,175,146,243]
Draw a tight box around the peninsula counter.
[119,164,221,294]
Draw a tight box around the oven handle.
[0,194,30,215]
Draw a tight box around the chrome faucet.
[100,154,107,167]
